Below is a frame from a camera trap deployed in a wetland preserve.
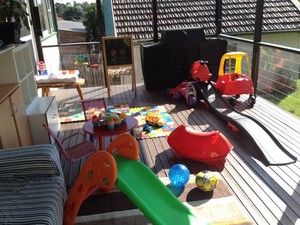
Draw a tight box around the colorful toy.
[92,111,127,129]
[195,171,219,192]
[143,124,153,132]
[167,125,233,162]
[64,134,208,225]
[168,164,190,187]
[169,80,197,107]
[213,52,255,106]
[170,60,212,107]
[145,111,165,127]
[63,151,118,225]
[37,61,48,75]
[189,60,212,81]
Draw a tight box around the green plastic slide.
[114,155,209,225]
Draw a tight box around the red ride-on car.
[214,52,255,106]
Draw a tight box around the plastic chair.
[81,97,106,121]
[43,124,98,186]
[81,98,107,142]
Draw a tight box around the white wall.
[41,34,60,73]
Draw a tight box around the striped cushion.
[0,144,61,178]
[0,177,66,225]
[0,144,67,225]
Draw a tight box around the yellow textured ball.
[195,171,218,191]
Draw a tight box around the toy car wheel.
[188,95,197,107]
[229,97,236,106]
[175,91,182,100]
[248,96,256,107]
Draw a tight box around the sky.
[55,0,95,4]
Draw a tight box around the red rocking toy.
[167,125,233,162]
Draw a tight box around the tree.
[55,3,67,18]
[62,6,84,21]
[82,3,99,41]
[81,2,90,10]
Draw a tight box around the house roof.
[111,0,300,40]
[57,20,86,33]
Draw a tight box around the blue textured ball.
[167,184,185,197]
[169,164,190,187]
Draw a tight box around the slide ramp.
[114,155,208,225]
[196,82,297,166]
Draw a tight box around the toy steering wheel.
[232,73,242,81]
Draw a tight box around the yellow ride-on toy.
[214,52,255,106]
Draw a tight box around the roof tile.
[112,0,300,40]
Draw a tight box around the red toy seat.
[167,125,233,162]
[190,61,212,82]
[214,73,254,95]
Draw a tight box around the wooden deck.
[50,83,300,225]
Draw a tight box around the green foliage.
[55,1,104,42]
[55,1,91,20]
[82,3,99,41]
[279,80,300,117]
[0,0,30,30]
[62,6,84,21]
[55,3,67,18]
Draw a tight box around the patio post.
[251,0,264,93]
[215,0,222,35]
[152,0,158,42]
[96,0,104,43]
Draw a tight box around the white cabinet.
[0,41,37,109]
[27,96,60,145]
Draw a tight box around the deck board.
[49,83,300,225]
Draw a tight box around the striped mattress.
[0,144,67,225]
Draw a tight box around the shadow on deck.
[49,83,300,225]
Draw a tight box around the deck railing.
[42,42,105,87]
[42,37,300,117]
[220,34,300,117]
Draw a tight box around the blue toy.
[168,164,190,187]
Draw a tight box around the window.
[37,0,56,37]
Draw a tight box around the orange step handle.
[106,133,139,160]
[64,151,117,225]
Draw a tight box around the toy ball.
[195,170,218,192]
[167,184,185,197]
[145,112,165,127]
[169,164,190,187]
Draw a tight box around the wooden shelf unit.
[0,41,38,109]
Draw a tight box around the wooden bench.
[37,78,85,100]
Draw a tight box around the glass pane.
[54,0,101,43]
[37,0,55,36]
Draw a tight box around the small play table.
[83,116,138,150]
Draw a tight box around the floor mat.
[112,104,175,139]
[59,103,175,139]
[58,106,85,123]
[58,100,105,123]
